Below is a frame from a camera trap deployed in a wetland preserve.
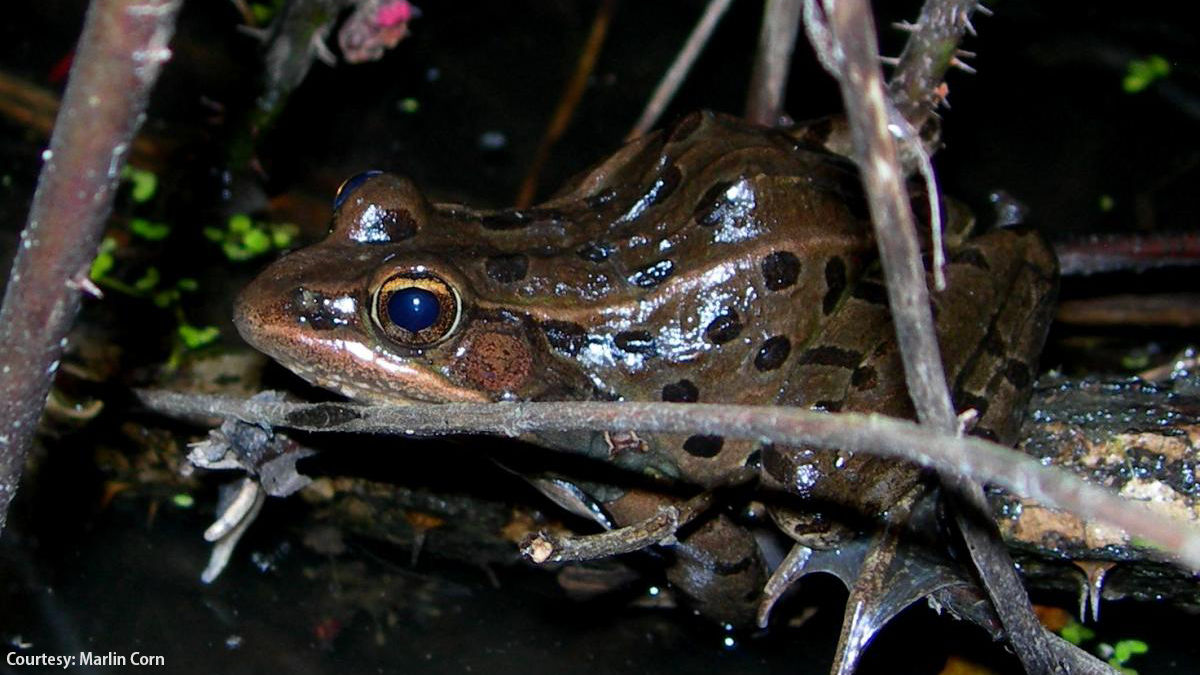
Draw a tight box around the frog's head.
[234,172,578,404]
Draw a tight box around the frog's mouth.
[234,299,491,406]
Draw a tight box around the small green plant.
[204,213,297,261]
[1099,639,1149,675]
[121,165,158,203]
[1123,55,1170,93]
[247,0,285,24]
[1058,618,1095,646]
[88,168,224,370]
[1056,616,1148,675]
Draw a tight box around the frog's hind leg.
[758,488,1001,675]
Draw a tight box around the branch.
[521,493,714,563]
[804,0,1062,670]
[745,0,804,126]
[137,390,1200,572]
[0,0,182,535]
[626,0,734,140]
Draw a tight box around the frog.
[233,111,1057,636]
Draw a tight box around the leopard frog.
[234,110,1057,625]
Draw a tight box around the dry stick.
[1056,293,1200,327]
[625,0,734,141]
[1055,232,1200,275]
[745,0,804,125]
[805,1,1065,672]
[137,390,1200,571]
[514,0,616,208]
[522,492,714,563]
[0,0,183,535]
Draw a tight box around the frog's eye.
[333,170,383,211]
[371,272,461,347]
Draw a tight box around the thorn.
[311,35,338,66]
[235,24,270,43]
[1074,561,1116,622]
[956,49,977,59]
[975,3,994,17]
[932,82,952,109]
[879,55,901,67]
[892,20,919,33]
[949,57,977,75]
[956,409,979,436]
[68,274,104,299]
[962,15,978,36]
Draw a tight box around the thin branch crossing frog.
[234,111,1056,642]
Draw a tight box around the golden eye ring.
[370,271,461,347]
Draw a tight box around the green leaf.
[89,237,118,280]
[90,251,114,281]
[242,227,272,254]
[133,266,161,292]
[228,213,253,233]
[177,323,220,349]
[122,166,158,203]
[176,278,199,292]
[1123,55,1170,93]
[152,289,177,308]
[1060,620,1095,646]
[250,1,276,23]
[172,493,194,508]
[222,240,253,261]
[130,217,171,241]
[269,222,298,249]
[1113,640,1148,663]
[203,226,224,242]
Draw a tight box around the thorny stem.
[887,0,980,139]
[137,391,1200,572]
[0,0,182,536]
[804,0,1066,671]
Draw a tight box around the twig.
[803,1,1063,671]
[515,0,617,207]
[137,390,1200,572]
[745,0,804,126]
[521,492,714,563]
[625,0,734,141]
[1057,293,1200,327]
[1055,232,1200,275]
[0,0,182,535]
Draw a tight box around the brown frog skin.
[235,111,880,487]
[233,111,1056,628]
